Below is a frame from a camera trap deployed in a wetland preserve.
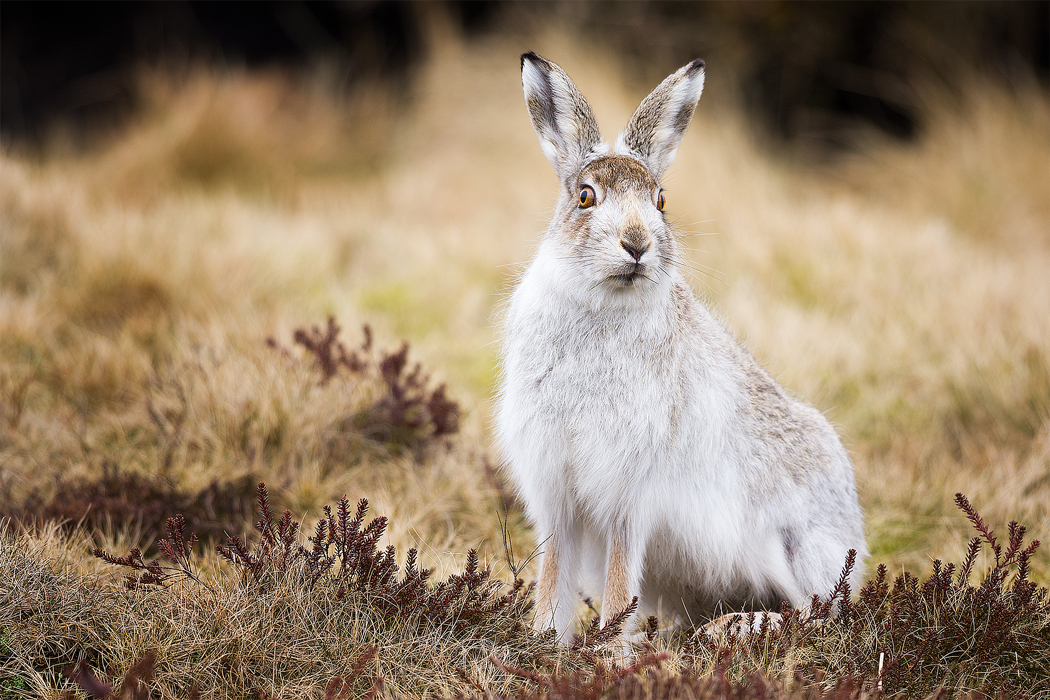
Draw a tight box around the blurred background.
[4,1,1048,150]
[1,2,1048,583]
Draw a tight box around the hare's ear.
[521,52,604,181]
[616,59,705,179]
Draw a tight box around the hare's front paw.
[601,636,635,666]
[532,613,555,634]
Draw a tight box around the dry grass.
[0,519,557,699]
[0,26,1047,698]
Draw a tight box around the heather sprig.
[62,649,159,700]
[164,483,536,643]
[269,319,461,451]
[94,514,211,591]
[570,596,640,654]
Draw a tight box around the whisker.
[587,277,611,292]
[671,260,730,289]
[692,274,721,297]
[668,257,728,280]
[684,261,727,279]
[674,244,718,255]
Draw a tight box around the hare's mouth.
[609,267,649,287]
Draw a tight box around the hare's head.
[521,52,704,294]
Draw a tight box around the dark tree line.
[3,1,1047,149]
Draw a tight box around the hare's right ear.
[521,52,604,181]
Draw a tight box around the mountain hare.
[496,53,866,642]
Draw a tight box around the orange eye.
[579,186,596,208]
[657,190,666,212]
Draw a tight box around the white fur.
[521,59,563,169]
[498,54,866,642]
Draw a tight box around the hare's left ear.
[616,59,705,179]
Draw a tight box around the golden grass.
[0,28,1048,697]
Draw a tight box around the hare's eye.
[657,190,666,212]
[579,186,596,208]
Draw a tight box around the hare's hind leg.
[533,526,582,642]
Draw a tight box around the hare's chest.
[515,314,682,460]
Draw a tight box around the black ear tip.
[687,58,706,73]
[521,51,541,68]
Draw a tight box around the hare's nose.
[621,240,649,261]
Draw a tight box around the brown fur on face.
[576,155,659,199]
[557,155,661,247]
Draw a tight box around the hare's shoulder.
[670,282,851,480]
[728,341,851,484]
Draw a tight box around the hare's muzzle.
[620,223,652,261]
